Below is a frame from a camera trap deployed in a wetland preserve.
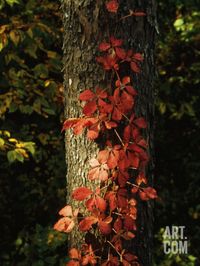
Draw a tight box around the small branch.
[114,129,124,146]
[107,241,122,258]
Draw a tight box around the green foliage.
[1,225,68,266]
[0,0,66,264]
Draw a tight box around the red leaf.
[59,205,73,217]
[144,187,158,199]
[105,191,117,211]
[130,61,140,73]
[99,221,112,235]
[122,76,131,85]
[83,100,97,116]
[110,36,123,47]
[131,187,139,194]
[136,172,147,185]
[127,152,140,169]
[134,117,147,128]
[87,123,100,140]
[62,118,80,132]
[106,0,119,13]
[54,217,75,233]
[133,53,144,61]
[88,160,109,181]
[79,216,98,231]
[124,215,136,231]
[79,89,95,101]
[98,150,109,164]
[69,248,80,260]
[96,196,107,212]
[96,88,108,99]
[99,42,111,51]
[85,197,96,211]
[114,217,122,233]
[123,125,131,143]
[115,47,126,59]
[72,187,93,201]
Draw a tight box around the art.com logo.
[163,226,188,254]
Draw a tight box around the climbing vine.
[54,1,157,265]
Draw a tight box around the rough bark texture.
[62,0,157,265]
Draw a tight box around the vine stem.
[107,241,122,259]
[114,129,124,146]
[127,181,140,188]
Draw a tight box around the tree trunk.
[62,0,157,265]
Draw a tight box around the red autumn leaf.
[122,253,138,265]
[81,245,97,265]
[72,187,93,201]
[124,215,136,231]
[128,152,140,169]
[96,196,107,212]
[79,89,95,101]
[118,149,130,171]
[85,197,96,211]
[101,254,120,266]
[115,47,126,59]
[133,52,144,61]
[130,61,140,73]
[83,100,97,116]
[88,158,109,181]
[117,188,128,208]
[131,187,139,194]
[105,191,117,211]
[69,248,81,260]
[99,220,112,235]
[62,118,80,132]
[98,145,120,169]
[136,172,147,185]
[59,205,73,217]
[114,217,123,233]
[106,0,119,13]
[117,170,130,187]
[99,42,111,51]
[133,117,147,128]
[54,217,75,233]
[62,117,98,136]
[96,55,119,71]
[120,90,135,112]
[110,36,123,47]
[87,123,100,140]
[144,187,158,199]
[79,216,98,232]
[122,231,136,240]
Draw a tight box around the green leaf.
[34,64,49,78]
[24,142,35,155]
[0,137,5,147]
[5,0,20,6]
[43,108,56,115]
[7,150,17,163]
[15,149,25,162]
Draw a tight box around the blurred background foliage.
[0,0,199,265]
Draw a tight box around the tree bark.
[62,0,157,265]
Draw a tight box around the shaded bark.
[62,0,157,264]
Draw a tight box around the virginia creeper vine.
[54,1,157,265]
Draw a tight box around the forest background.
[0,0,199,265]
